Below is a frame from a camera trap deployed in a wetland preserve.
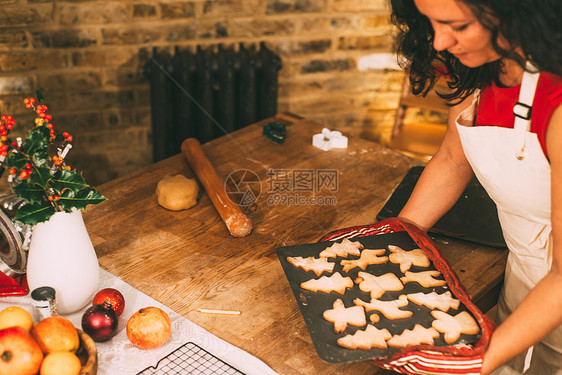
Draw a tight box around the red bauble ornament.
[93,288,125,316]
[81,302,118,342]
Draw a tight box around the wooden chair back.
[389,75,450,160]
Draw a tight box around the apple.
[0,306,34,332]
[40,351,81,375]
[127,306,171,350]
[0,327,43,375]
[92,288,125,316]
[31,316,79,354]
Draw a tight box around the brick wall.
[0,0,407,187]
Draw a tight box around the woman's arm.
[481,104,562,374]
[398,96,475,230]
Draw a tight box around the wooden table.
[83,114,508,374]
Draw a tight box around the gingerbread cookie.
[340,249,388,272]
[300,272,353,294]
[319,238,363,259]
[354,295,413,320]
[355,272,403,299]
[287,256,335,276]
[337,325,392,351]
[431,310,480,344]
[400,270,446,288]
[387,324,440,348]
[406,291,460,312]
[388,245,430,272]
[323,299,366,333]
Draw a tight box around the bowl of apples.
[0,307,97,375]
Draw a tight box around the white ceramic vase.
[26,210,99,314]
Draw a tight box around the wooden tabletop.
[83,114,507,375]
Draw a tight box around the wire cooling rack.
[137,342,245,375]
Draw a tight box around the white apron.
[455,67,562,374]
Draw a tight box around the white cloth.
[0,269,278,375]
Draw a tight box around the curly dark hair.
[390,0,562,103]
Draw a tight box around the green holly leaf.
[13,202,56,226]
[50,169,88,194]
[32,125,50,138]
[28,165,52,188]
[23,127,49,157]
[10,181,45,203]
[36,91,45,105]
[33,149,49,167]
[6,152,29,170]
[59,187,106,211]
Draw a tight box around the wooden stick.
[196,308,241,315]
[181,138,252,237]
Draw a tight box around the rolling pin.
[181,138,252,237]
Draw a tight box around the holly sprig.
[0,94,106,225]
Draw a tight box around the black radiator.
[144,43,282,162]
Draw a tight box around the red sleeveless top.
[475,72,562,158]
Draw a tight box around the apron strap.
[514,62,540,160]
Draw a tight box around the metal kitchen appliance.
[0,194,31,296]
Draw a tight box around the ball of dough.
[156,175,199,211]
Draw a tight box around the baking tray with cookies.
[277,218,495,374]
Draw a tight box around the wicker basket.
[76,329,98,375]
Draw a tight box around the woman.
[390,0,562,373]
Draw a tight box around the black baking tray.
[377,166,506,248]
[277,231,481,364]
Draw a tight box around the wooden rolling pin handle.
[181,138,252,237]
